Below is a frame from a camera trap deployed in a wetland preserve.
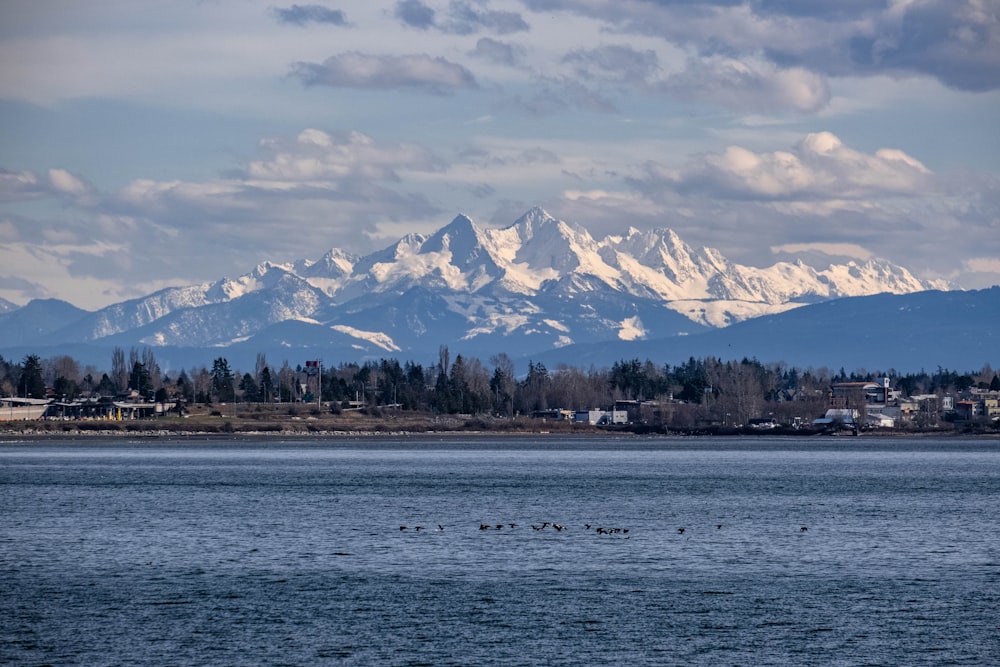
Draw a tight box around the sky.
[1,0,998,310]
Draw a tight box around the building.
[574,409,628,426]
[0,397,51,421]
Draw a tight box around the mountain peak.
[423,213,481,251]
[0,207,960,366]
[510,207,560,238]
[305,247,356,277]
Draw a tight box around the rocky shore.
[2,406,994,440]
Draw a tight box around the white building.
[574,409,628,425]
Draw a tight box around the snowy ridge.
[1,207,953,359]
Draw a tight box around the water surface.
[2,436,998,665]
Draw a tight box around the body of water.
[2,436,998,665]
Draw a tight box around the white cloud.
[0,238,147,310]
[0,169,42,202]
[0,219,18,242]
[245,129,445,182]
[652,132,935,200]
[771,242,873,261]
[0,167,94,203]
[966,257,1000,273]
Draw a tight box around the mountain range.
[0,208,994,374]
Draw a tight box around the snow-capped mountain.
[0,208,954,368]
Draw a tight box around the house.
[813,408,858,427]
[954,400,980,421]
[530,409,574,421]
[865,412,896,428]
[954,396,1000,422]
[828,381,884,409]
[574,409,628,426]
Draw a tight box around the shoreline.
[1,418,996,442]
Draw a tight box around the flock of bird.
[396,522,810,536]
[396,522,632,537]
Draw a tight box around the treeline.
[1,348,998,425]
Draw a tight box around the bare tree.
[255,353,268,385]
[111,347,128,393]
[438,345,450,376]
[141,347,161,390]
[549,364,610,410]
[45,355,80,388]
[278,361,297,403]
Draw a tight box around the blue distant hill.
[532,288,1000,373]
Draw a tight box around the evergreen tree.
[489,353,515,417]
[449,354,471,413]
[259,366,274,402]
[130,361,153,396]
[96,373,116,396]
[432,369,453,413]
[53,375,80,401]
[211,357,235,402]
[518,361,550,412]
[19,355,46,399]
[176,369,194,404]
[239,372,260,403]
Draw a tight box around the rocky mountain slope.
[0,208,955,369]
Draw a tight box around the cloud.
[470,37,523,67]
[523,0,1000,92]
[28,132,452,251]
[771,242,874,261]
[0,273,49,297]
[966,257,1000,273]
[662,56,830,113]
[244,128,446,182]
[103,128,451,263]
[48,168,90,196]
[0,169,42,202]
[395,0,529,35]
[444,1,530,35]
[563,45,660,85]
[272,4,348,27]
[0,129,461,307]
[0,235,141,308]
[640,132,934,201]
[0,167,95,204]
[845,0,1000,91]
[0,219,17,242]
[395,0,436,30]
[501,79,617,115]
[290,52,477,93]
